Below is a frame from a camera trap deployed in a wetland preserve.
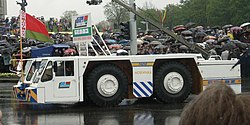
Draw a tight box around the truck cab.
[26,57,79,103]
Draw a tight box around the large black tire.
[86,64,128,107]
[154,62,192,103]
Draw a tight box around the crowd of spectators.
[0,16,74,73]
[0,16,72,36]
[47,17,71,32]
[100,23,250,60]
[1,15,250,73]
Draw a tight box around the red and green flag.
[161,8,167,24]
[20,10,51,42]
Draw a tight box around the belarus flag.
[20,10,51,42]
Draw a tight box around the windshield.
[37,59,48,76]
[26,61,41,82]
[33,59,48,83]
[24,60,33,73]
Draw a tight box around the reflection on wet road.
[0,82,186,125]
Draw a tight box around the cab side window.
[55,61,74,76]
[55,61,65,76]
[41,61,53,82]
[65,61,74,76]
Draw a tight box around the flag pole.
[20,33,24,83]
[19,10,24,83]
[17,0,28,83]
[18,0,27,83]
[19,9,26,83]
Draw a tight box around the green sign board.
[73,27,92,37]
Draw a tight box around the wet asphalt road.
[0,82,188,125]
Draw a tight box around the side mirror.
[53,61,57,72]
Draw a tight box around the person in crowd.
[179,83,250,125]
[4,17,9,27]
[147,47,155,55]
[227,30,234,40]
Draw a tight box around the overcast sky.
[7,0,180,23]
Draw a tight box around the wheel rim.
[97,74,119,97]
[163,72,184,94]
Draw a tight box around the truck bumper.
[25,87,38,103]
[13,83,30,100]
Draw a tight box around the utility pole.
[16,0,27,12]
[129,0,137,55]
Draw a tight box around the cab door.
[53,59,79,101]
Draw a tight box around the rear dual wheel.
[154,62,192,103]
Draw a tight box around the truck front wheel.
[154,62,192,103]
[86,64,128,107]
